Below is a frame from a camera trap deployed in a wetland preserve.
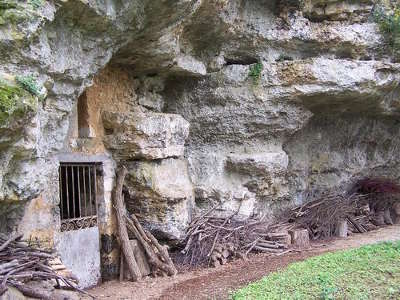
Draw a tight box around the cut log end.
[289,229,310,248]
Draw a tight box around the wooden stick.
[0,234,23,252]
[8,281,52,300]
[119,253,124,282]
[253,246,283,253]
[113,166,141,281]
[130,213,175,268]
[141,225,177,276]
[245,237,261,256]
[125,217,177,276]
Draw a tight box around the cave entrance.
[77,92,94,138]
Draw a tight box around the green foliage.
[15,75,42,98]
[0,79,24,124]
[0,77,38,125]
[28,0,42,9]
[233,241,400,300]
[248,62,263,85]
[0,0,43,27]
[318,274,338,300]
[0,1,23,24]
[373,5,400,51]
[0,1,17,10]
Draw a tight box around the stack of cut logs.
[114,167,177,281]
[0,233,83,299]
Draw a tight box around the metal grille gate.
[59,162,101,232]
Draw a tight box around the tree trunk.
[335,219,348,238]
[289,229,310,248]
[114,166,141,281]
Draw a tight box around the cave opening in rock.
[77,92,93,138]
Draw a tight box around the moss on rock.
[0,0,43,28]
[0,76,37,125]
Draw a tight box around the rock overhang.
[0,0,399,258]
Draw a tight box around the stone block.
[226,152,289,175]
[102,111,189,160]
[124,158,194,241]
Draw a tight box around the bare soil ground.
[85,224,400,300]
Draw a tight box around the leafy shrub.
[29,0,42,9]
[248,62,263,85]
[0,80,21,122]
[373,5,400,51]
[15,75,42,98]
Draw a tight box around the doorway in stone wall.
[57,162,103,288]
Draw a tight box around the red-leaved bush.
[351,177,400,195]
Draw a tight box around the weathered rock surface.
[303,0,374,22]
[102,111,190,160]
[124,158,194,240]
[164,54,400,216]
[285,116,400,202]
[1,0,400,247]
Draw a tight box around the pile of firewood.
[179,178,400,268]
[114,167,177,281]
[281,184,400,239]
[179,206,295,268]
[282,193,365,240]
[0,234,84,299]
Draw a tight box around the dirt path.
[86,224,400,300]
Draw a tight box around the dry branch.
[113,166,142,281]
[0,234,84,299]
[113,166,177,280]
[178,183,400,269]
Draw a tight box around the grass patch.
[233,241,400,300]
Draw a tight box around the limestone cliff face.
[1,0,399,241]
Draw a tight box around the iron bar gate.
[59,162,101,232]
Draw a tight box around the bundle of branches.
[179,178,400,269]
[179,206,294,268]
[284,179,400,238]
[283,193,366,240]
[114,167,177,281]
[0,234,85,299]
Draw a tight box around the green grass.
[233,241,400,300]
